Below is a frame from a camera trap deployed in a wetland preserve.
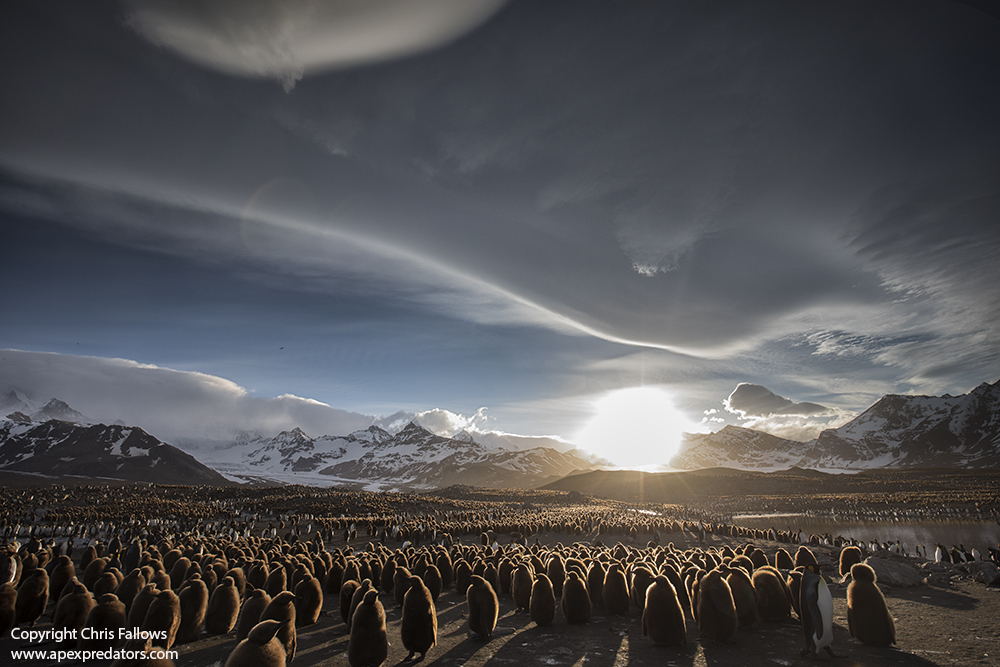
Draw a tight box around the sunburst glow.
[575,386,694,468]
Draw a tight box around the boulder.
[967,561,1000,586]
[864,555,923,588]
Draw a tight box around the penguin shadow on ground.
[435,593,477,637]
[894,586,978,611]
[295,613,350,662]
[484,611,698,667]
[172,632,238,667]
[837,639,945,667]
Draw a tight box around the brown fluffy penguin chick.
[226,567,247,600]
[586,561,605,609]
[293,573,322,627]
[348,579,374,633]
[466,575,498,639]
[127,584,159,630]
[401,575,437,661]
[774,548,795,570]
[348,590,388,667]
[83,557,108,593]
[794,546,818,568]
[49,555,75,600]
[453,560,472,594]
[546,554,565,599]
[629,566,655,611]
[110,636,177,667]
[642,575,687,647]
[225,618,289,667]
[80,593,127,652]
[167,557,190,591]
[79,545,98,575]
[393,566,412,608]
[378,558,396,594]
[235,588,271,642]
[696,570,737,644]
[205,576,241,635]
[435,550,453,590]
[511,563,533,611]
[786,569,803,618]
[261,591,297,662]
[53,581,95,648]
[603,563,630,615]
[141,589,181,650]
[264,564,287,598]
[561,571,591,624]
[339,580,360,626]
[114,569,146,615]
[15,568,49,628]
[95,570,121,597]
[176,574,208,644]
[847,563,895,647]
[725,566,759,628]
[839,546,864,578]
[529,573,556,627]
[0,582,16,638]
[421,564,442,602]
[751,566,792,621]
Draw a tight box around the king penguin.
[847,563,895,647]
[799,563,842,658]
[348,590,387,667]
[466,575,498,639]
[401,575,437,661]
[225,618,289,667]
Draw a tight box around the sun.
[575,386,693,468]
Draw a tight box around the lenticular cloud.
[125,0,507,87]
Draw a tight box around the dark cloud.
[724,384,829,419]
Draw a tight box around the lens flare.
[575,386,693,468]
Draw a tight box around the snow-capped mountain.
[798,380,1000,468]
[0,389,32,416]
[1,390,89,424]
[0,418,229,484]
[213,421,599,489]
[671,379,1000,470]
[671,425,806,470]
[31,398,88,423]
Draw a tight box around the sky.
[1,1,998,465]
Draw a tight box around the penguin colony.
[8,483,996,666]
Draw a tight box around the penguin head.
[247,618,289,645]
[804,563,823,575]
[850,563,876,583]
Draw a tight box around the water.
[731,513,1000,555]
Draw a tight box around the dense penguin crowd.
[1,483,997,665]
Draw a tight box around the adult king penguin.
[799,563,843,658]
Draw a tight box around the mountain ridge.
[0,419,230,485]
[672,379,1000,470]
[1,379,998,487]
[211,419,600,489]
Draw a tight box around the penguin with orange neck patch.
[799,563,844,659]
